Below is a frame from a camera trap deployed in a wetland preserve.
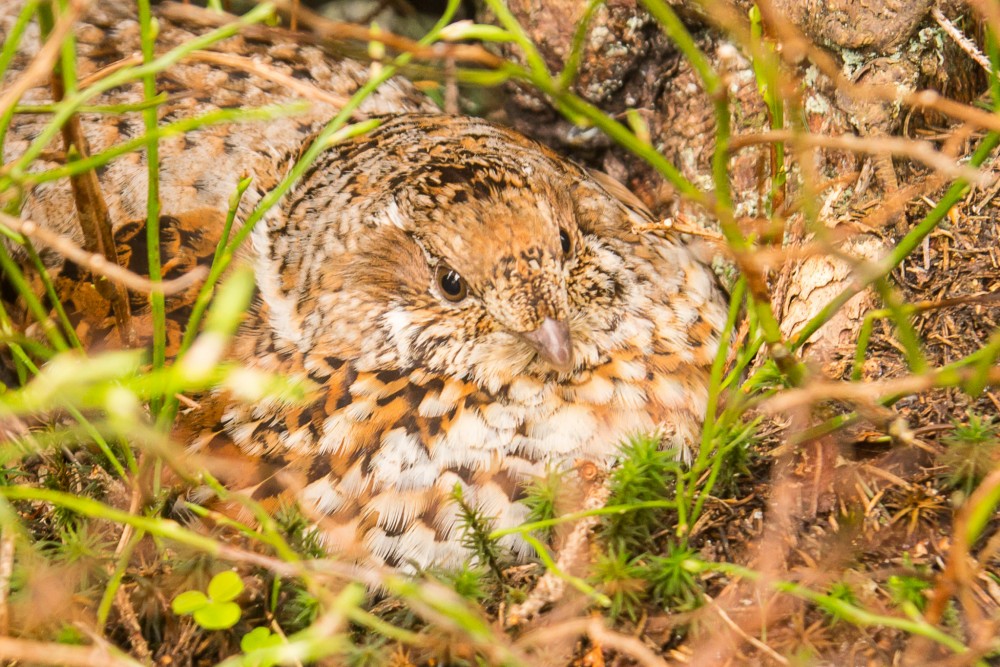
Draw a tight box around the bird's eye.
[435,265,468,302]
[559,228,572,257]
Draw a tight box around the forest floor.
[0,1,998,666]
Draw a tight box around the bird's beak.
[519,317,574,373]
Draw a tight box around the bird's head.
[404,160,579,374]
[250,114,658,393]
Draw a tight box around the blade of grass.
[137,0,166,416]
[22,240,82,350]
[14,95,168,115]
[0,485,223,554]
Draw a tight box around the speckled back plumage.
[1,0,431,348]
[2,1,727,570]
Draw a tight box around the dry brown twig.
[0,3,134,342]
[0,530,13,637]
[686,414,827,667]
[932,6,992,73]
[56,120,134,342]
[703,594,789,666]
[0,636,142,667]
[35,9,133,343]
[763,367,1000,414]
[515,617,668,667]
[0,211,207,295]
[586,617,668,667]
[272,1,505,68]
[76,50,350,109]
[184,51,351,108]
[0,0,92,118]
[730,130,991,186]
[925,469,1000,627]
[102,485,151,660]
[75,54,142,89]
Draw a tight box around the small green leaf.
[194,601,242,630]
[241,626,283,652]
[171,590,209,615]
[207,570,244,602]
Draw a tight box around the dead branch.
[76,55,143,89]
[0,636,142,667]
[78,50,351,110]
[0,530,13,636]
[0,0,91,119]
[0,211,207,295]
[185,51,351,108]
[505,472,610,627]
[586,617,669,667]
[730,130,990,186]
[921,468,1000,658]
[38,17,133,343]
[931,7,992,73]
[704,594,789,666]
[103,485,150,661]
[515,617,668,667]
[763,367,1000,414]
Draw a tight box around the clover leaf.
[171,570,245,631]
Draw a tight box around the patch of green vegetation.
[172,570,246,630]
[940,411,1000,496]
[602,433,680,553]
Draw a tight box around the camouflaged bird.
[1,1,728,570]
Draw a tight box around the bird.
[1,0,729,571]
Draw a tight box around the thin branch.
[932,7,992,73]
[0,637,142,667]
[730,130,990,185]
[53,49,348,110]
[0,530,13,636]
[0,211,207,295]
[50,84,134,343]
[586,617,669,667]
[184,51,351,107]
[505,475,610,626]
[763,366,1000,414]
[704,594,790,665]
[0,0,91,118]
[76,55,143,88]
[103,488,150,660]
[516,616,670,667]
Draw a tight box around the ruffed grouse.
[1,0,728,570]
